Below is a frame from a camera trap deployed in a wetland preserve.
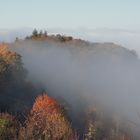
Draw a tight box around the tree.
[32,29,38,37]
[19,94,75,140]
[0,44,33,113]
[15,37,19,42]
[39,30,43,37]
[44,30,48,37]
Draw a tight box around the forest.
[0,30,140,140]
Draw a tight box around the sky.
[1,0,140,55]
[0,0,140,30]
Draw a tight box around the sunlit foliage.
[19,94,75,140]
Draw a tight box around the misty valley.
[1,30,140,140]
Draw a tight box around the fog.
[12,40,140,131]
[2,28,140,57]
[47,28,140,57]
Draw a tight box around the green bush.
[0,113,19,140]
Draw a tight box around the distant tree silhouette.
[44,30,48,37]
[32,29,38,37]
[39,30,43,37]
[15,37,19,42]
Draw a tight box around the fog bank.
[12,40,140,129]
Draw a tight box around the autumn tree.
[0,44,36,113]
[19,94,75,140]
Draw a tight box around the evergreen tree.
[32,29,38,37]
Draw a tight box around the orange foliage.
[19,94,75,140]
[31,94,60,115]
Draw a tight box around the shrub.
[0,113,19,140]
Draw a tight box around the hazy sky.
[0,0,139,30]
